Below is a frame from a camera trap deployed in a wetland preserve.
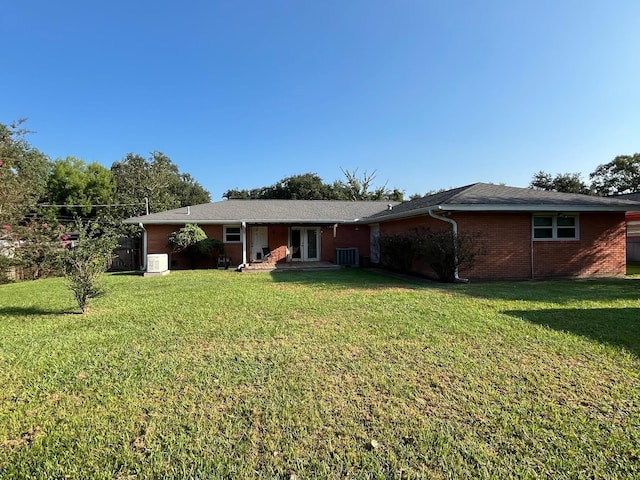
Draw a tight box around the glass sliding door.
[290,227,320,261]
[306,228,318,260]
[291,229,302,260]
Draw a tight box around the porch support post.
[241,222,247,265]
[139,223,147,271]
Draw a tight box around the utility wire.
[37,197,149,214]
[37,202,143,207]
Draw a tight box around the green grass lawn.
[1,270,639,479]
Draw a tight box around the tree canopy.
[529,171,591,194]
[590,154,640,195]
[111,151,211,222]
[529,153,640,196]
[1,118,212,237]
[223,170,404,201]
[43,156,116,217]
[0,120,50,225]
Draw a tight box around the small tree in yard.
[63,222,117,314]
[12,221,67,280]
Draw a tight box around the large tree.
[0,120,50,225]
[590,154,640,195]
[111,151,210,219]
[529,171,591,194]
[174,173,211,206]
[112,152,179,216]
[43,156,116,218]
[224,173,333,200]
[529,154,640,196]
[224,170,403,201]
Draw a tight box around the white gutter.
[428,209,468,283]
[436,204,636,212]
[139,223,148,271]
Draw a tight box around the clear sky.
[2,1,639,200]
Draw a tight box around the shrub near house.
[168,224,224,269]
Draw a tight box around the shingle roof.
[612,192,640,202]
[124,184,640,226]
[124,200,400,225]
[368,183,640,221]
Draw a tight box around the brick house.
[124,183,640,280]
[614,192,640,262]
[124,200,397,270]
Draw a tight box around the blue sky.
[2,1,639,200]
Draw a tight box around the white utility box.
[144,254,170,277]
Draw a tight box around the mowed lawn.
[1,270,639,479]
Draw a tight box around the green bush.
[378,233,417,273]
[196,237,225,258]
[379,228,484,282]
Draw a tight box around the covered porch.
[239,223,370,268]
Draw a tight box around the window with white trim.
[224,226,241,243]
[533,215,579,240]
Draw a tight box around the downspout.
[138,223,147,271]
[241,221,247,265]
[428,209,469,283]
[530,216,534,280]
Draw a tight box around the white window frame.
[532,214,579,240]
[224,225,242,243]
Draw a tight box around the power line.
[37,203,142,207]
[37,197,149,214]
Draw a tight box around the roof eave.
[123,218,361,225]
[365,203,636,222]
[439,204,637,212]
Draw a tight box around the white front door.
[291,227,320,261]
[250,227,269,261]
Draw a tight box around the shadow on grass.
[108,271,144,277]
[504,307,640,357]
[456,278,640,304]
[0,306,72,317]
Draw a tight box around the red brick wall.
[321,225,371,263]
[378,212,627,280]
[455,212,532,280]
[265,226,289,263]
[146,225,176,256]
[531,212,626,278]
